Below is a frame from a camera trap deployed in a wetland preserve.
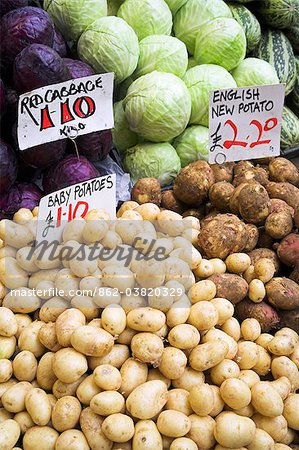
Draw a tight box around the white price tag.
[36,174,116,243]
[18,73,114,150]
[209,84,285,164]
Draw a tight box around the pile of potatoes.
[131,156,299,333]
[0,202,298,450]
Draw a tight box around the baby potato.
[79,273,102,293]
[126,380,168,420]
[188,301,218,331]
[194,258,214,279]
[241,318,261,341]
[256,333,274,349]
[62,219,85,243]
[102,413,135,443]
[221,317,241,341]
[157,210,185,237]
[102,265,135,291]
[2,381,32,413]
[268,377,292,400]
[117,327,137,345]
[0,307,18,337]
[275,327,299,343]
[225,253,251,274]
[202,328,238,360]
[283,393,299,430]
[235,341,259,370]
[166,297,191,328]
[158,347,187,380]
[0,220,33,248]
[25,388,52,426]
[165,257,194,290]
[247,428,275,450]
[38,323,61,352]
[52,396,81,432]
[252,414,288,442]
[210,359,240,386]
[251,382,283,417]
[38,297,69,323]
[189,341,228,372]
[71,325,114,357]
[93,364,122,391]
[0,257,29,290]
[248,279,266,303]
[55,269,79,300]
[36,352,57,391]
[170,437,198,450]
[53,377,85,399]
[0,419,20,450]
[3,289,40,314]
[12,351,37,382]
[18,321,45,357]
[290,344,299,368]
[244,265,256,284]
[210,258,227,274]
[220,378,251,410]
[79,407,112,450]
[157,410,191,438]
[188,279,216,303]
[55,308,86,347]
[131,332,164,365]
[23,426,59,450]
[211,298,234,325]
[188,383,214,416]
[13,411,34,434]
[93,287,122,308]
[254,258,275,283]
[0,359,12,383]
[88,344,130,370]
[119,358,148,398]
[16,247,38,273]
[165,389,192,416]
[52,348,88,384]
[271,356,299,391]
[90,391,125,416]
[168,324,200,350]
[0,335,16,359]
[186,415,215,450]
[70,295,98,321]
[82,219,109,244]
[147,368,171,388]
[101,305,127,336]
[55,429,89,450]
[252,345,271,376]
[214,411,256,448]
[132,419,163,450]
[268,335,295,356]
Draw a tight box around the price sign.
[209,84,285,164]
[17,73,114,150]
[36,174,116,243]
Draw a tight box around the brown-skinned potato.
[173,161,214,206]
[208,273,248,305]
[268,157,299,185]
[266,277,299,310]
[209,182,235,212]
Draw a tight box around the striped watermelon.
[287,56,299,117]
[280,106,299,150]
[285,25,299,53]
[228,3,261,54]
[252,30,296,95]
[256,0,299,29]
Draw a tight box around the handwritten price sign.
[36,175,116,243]
[17,73,114,150]
[209,84,285,164]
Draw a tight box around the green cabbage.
[231,57,280,87]
[164,0,188,15]
[77,17,139,84]
[107,0,123,15]
[183,64,237,126]
[117,0,172,40]
[44,0,107,41]
[173,0,232,54]
[187,57,197,70]
[173,125,209,167]
[123,71,191,142]
[112,101,139,154]
[194,18,246,71]
[135,35,188,79]
[124,142,181,185]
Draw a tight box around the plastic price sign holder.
[208,84,285,164]
[36,174,116,244]
[17,73,114,150]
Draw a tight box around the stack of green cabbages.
[44,0,299,186]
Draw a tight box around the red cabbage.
[20,140,67,169]
[64,58,95,79]
[13,44,70,93]
[0,0,28,17]
[0,7,54,70]
[75,130,112,162]
[0,181,42,219]
[52,27,67,57]
[43,155,100,193]
[0,79,6,118]
[0,138,18,191]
